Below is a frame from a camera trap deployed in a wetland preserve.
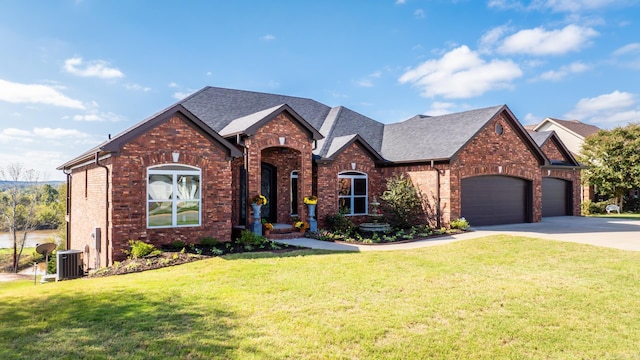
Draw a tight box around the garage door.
[461,176,531,226]
[542,178,570,217]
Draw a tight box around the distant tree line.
[0,163,67,272]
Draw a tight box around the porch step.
[267,223,305,239]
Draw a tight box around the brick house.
[59,87,581,268]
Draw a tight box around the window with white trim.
[147,165,201,228]
[338,171,368,215]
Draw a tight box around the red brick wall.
[68,162,111,270]
[543,168,582,216]
[541,137,571,162]
[451,112,543,223]
[380,164,451,227]
[70,114,235,265]
[316,142,381,227]
[242,113,315,224]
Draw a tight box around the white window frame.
[338,171,368,216]
[147,164,202,228]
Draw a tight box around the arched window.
[338,171,368,215]
[147,164,201,228]
[290,170,299,215]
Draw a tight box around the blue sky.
[1,0,639,180]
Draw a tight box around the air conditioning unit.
[57,250,83,280]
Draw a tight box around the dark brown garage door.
[542,177,571,217]
[461,176,531,226]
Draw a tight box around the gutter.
[431,160,441,229]
[63,169,72,250]
[95,152,111,266]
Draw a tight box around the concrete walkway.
[275,216,640,252]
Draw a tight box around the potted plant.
[251,194,268,205]
[303,195,318,205]
[295,220,310,233]
[262,219,274,235]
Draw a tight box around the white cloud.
[125,83,151,92]
[535,61,589,81]
[398,45,523,99]
[356,71,383,87]
[479,24,512,53]
[0,127,90,143]
[261,34,276,41]
[613,42,640,56]
[541,0,632,13]
[524,113,541,124]
[70,109,125,122]
[565,91,639,126]
[33,128,90,139]
[414,9,425,18]
[172,90,195,100]
[168,82,179,88]
[488,0,631,13]
[498,24,598,56]
[425,101,457,116]
[63,57,124,79]
[395,0,406,4]
[0,79,85,109]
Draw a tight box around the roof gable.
[181,86,332,132]
[529,130,579,166]
[218,104,323,140]
[58,104,242,170]
[533,117,600,139]
[381,105,513,162]
[321,134,384,162]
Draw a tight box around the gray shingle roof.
[381,105,505,162]
[181,86,332,132]
[528,130,553,147]
[316,106,384,158]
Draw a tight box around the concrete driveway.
[276,216,640,252]
[472,216,640,251]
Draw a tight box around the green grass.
[590,213,640,220]
[0,247,37,272]
[1,235,639,359]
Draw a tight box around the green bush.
[582,200,611,215]
[380,175,424,229]
[325,209,354,233]
[200,237,221,247]
[126,240,158,259]
[450,217,470,230]
[236,230,269,249]
[171,240,187,250]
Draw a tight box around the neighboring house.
[59,87,582,268]
[528,117,600,202]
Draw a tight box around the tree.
[579,123,640,208]
[380,174,424,228]
[0,163,41,272]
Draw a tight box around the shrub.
[450,217,470,230]
[126,240,158,259]
[236,230,269,249]
[171,240,187,250]
[582,200,610,215]
[200,237,220,247]
[325,209,354,233]
[380,175,424,229]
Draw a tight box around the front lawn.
[590,213,640,220]
[1,235,638,359]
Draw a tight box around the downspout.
[237,134,249,227]
[431,160,441,229]
[95,152,110,266]
[63,169,72,250]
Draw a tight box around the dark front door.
[261,162,277,223]
[461,175,531,226]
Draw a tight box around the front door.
[261,162,277,223]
